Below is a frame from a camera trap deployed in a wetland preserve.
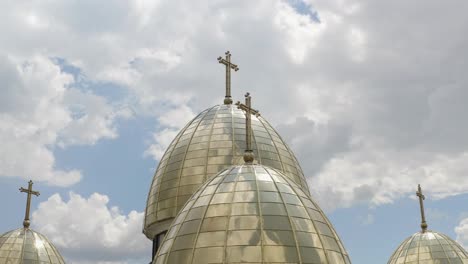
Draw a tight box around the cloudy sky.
[1,0,468,263]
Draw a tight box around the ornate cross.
[416,184,428,232]
[236,93,260,163]
[218,51,239,105]
[19,180,40,228]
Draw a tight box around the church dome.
[144,104,310,239]
[153,164,350,264]
[387,230,468,264]
[388,185,468,264]
[0,228,66,263]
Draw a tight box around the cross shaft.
[218,51,239,104]
[19,180,40,228]
[236,93,260,163]
[416,184,428,232]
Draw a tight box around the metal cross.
[19,180,40,228]
[416,184,428,232]
[236,92,260,163]
[218,51,239,105]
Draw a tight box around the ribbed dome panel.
[388,231,468,264]
[153,164,350,264]
[144,104,309,239]
[0,228,66,263]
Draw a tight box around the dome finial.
[236,92,260,164]
[19,180,40,228]
[217,51,239,104]
[416,184,428,232]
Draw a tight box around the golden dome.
[144,104,310,239]
[387,230,468,264]
[0,228,66,264]
[153,164,350,264]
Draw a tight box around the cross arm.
[416,192,425,200]
[235,101,260,116]
[19,187,40,196]
[416,185,425,200]
[217,58,239,71]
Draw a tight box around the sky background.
[1,0,468,263]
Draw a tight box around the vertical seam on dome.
[416,233,420,263]
[145,107,210,236]
[203,105,223,183]
[319,203,350,262]
[253,165,265,263]
[50,234,66,264]
[221,165,242,263]
[402,235,414,263]
[447,232,468,258]
[20,229,27,262]
[161,166,230,264]
[257,118,287,174]
[447,232,468,259]
[266,167,303,263]
[33,232,41,263]
[281,170,332,264]
[173,106,216,223]
[7,230,17,261]
[144,121,191,231]
[187,166,236,264]
[230,105,236,165]
[436,233,452,264]
[251,116,263,164]
[0,231,9,255]
[258,118,310,194]
[39,232,54,263]
[389,236,410,264]
[258,118,307,193]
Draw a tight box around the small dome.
[0,228,66,263]
[388,230,468,264]
[144,104,310,239]
[153,164,350,264]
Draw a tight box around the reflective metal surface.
[153,164,350,264]
[144,104,310,239]
[387,231,468,264]
[0,228,66,264]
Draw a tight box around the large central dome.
[144,104,310,240]
[153,164,350,264]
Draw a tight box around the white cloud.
[60,88,132,147]
[0,55,126,186]
[456,217,468,249]
[0,55,80,186]
[144,105,195,161]
[144,128,179,161]
[158,104,195,129]
[32,192,150,264]
[1,0,468,209]
[273,1,323,64]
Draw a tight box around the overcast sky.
[1,0,468,263]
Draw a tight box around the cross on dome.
[217,51,239,104]
[416,184,428,232]
[19,180,40,228]
[236,92,260,163]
